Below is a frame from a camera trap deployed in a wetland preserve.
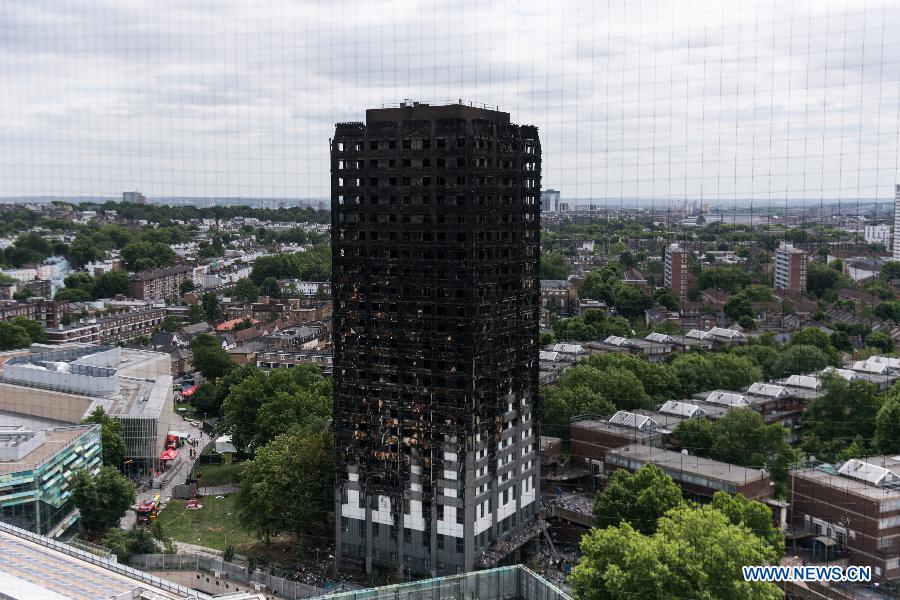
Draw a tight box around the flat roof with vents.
[702,390,752,407]
[608,411,658,431]
[852,360,890,375]
[645,332,674,343]
[794,455,900,502]
[838,459,900,487]
[708,327,743,339]
[747,383,790,398]
[820,367,859,381]
[659,401,705,419]
[551,343,583,354]
[784,375,821,390]
[866,356,900,369]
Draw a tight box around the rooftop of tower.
[365,99,511,124]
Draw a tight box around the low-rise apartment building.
[45,307,165,344]
[129,265,193,301]
[790,457,900,583]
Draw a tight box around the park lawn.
[157,494,255,551]
[194,461,244,487]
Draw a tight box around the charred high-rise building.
[331,102,541,578]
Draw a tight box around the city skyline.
[1,1,899,201]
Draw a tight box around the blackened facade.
[331,103,541,578]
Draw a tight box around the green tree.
[696,266,751,293]
[69,236,102,266]
[92,270,130,299]
[676,410,796,495]
[594,367,651,411]
[190,333,234,381]
[724,294,753,322]
[187,303,205,324]
[865,331,894,353]
[803,374,881,461]
[807,262,842,297]
[102,526,159,563]
[610,283,653,319]
[570,505,782,600]
[673,417,715,456]
[707,354,762,391]
[0,321,32,350]
[238,426,334,542]
[653,288,678,310]
[82,407,127,467]
[54,287,93,302]
[158,315,182,333]
[593,465,685,534]
[63,272,96,293]
[259,276,281,298]
[232,278,260,303]
[134,257,157,271]
[709,492,784,557]
[540,250,571,280]
[12,287,34,301]
[541,385,614,440]
[830,330,853,353]
[874,393,900,455]
[69,466,135,535]
[120,242,176,270]
[221,364,331,452]
[179,279,196,295]
[191,364,259,418]
[874,301,900,322]
[771,344,830,378]
[11,316,47,343]
[583,354,680,401]
[201,291,221,323]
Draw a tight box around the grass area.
[194,461,243,487]
[157,494,255,551]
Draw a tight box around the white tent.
[215,435,237,454]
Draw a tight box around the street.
[120,423,212,530]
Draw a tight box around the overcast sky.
[2,0,900,206]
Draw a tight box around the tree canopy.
[189,333,235,380]
[249,246,331,284]
[539,250,570,280]
[220,364,331,452]
[593,465,685,534]
[237,425,333,542]
[0,321,34,350]
[570,505,782,600]
[69,467,135,535]
[82,407,126,467]
[675,409,797,496]
[803,374,881,461]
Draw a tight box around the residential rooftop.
[607,444,771,488]
[794,456,900,502]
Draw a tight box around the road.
[120,423,212,529]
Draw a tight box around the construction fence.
[129,552,325,599]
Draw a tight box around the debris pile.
[477,518,547,568]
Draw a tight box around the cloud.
[0,0,898,204]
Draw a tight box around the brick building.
[128,265,193,301]
[45,307,165,344]
[790,457,900,583]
